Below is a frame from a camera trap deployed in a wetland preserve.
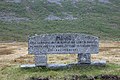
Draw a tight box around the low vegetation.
[0,64,120,80]
[0,0,120,41]
[0,0,120,80]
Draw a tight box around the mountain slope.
[0,0,120,41]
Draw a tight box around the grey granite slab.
[28,33,99,55]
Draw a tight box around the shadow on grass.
[20,64,109,73]
[1,64,119,80]
[21,64,120,80]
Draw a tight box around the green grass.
[0,0,120,41]
[0,63,120,80]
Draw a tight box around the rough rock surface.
[5,0,22,3]
[0,12,29,22]
[47,0,63,6]
[98,0,110,3]
[44,14,62,20]
[45,13,77,21]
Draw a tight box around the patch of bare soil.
[0,42,28,66]
[13,55,34,64]
[0,48,14,55]
[92,41,120,64]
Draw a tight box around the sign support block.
[34,54,47,66]
[78,53,91,64]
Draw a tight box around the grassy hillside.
[0,0,120,41]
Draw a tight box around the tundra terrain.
[0,41,120,67]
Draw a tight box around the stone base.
[47,64,68,69]
[20,64,36,68]
[20,64,68,68]
[20,60,106,68]
[70,60,106,66]
[91,60,106,66]
[47,60,106,69]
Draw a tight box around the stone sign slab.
[28,33,99,55]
